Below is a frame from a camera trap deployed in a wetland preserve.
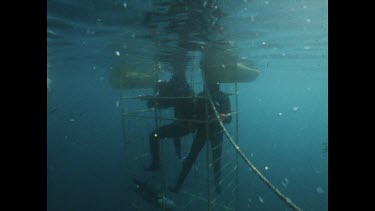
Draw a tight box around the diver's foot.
[145,162,160,171]
[168,186,180,194]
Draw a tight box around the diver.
[145,55,198,171]
[169,82,232,194]
[144,0,229,172]
[133,178,176,211]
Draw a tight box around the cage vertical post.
[153,59,168,211]
[234,83,239,211]
[202,59,211,211]
[121,90,129,169]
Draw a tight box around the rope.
[201,71,303,211]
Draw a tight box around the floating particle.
[250,15,256,22]
[115,51,120,56]
[221,64,226,69]
[281,52,286,57]
[278,112,283,116]
[93,66,97,70]
[123,2,127,8]
[262,41,267,45]
[99,76,105,81]
[306,18,311,23]
[69,118,75,122]
[131,34,136,38]
[115,100,120,108]
[86,28,95,35]
[248,198,252,203]
[264,166,269,170]
[154,133,158,137]
[47,29,57,35]
[303,5,307,9]
[316,187,325,194]
[306,87,312,91]
[292,106,299,112]
[282,178,289,187]
[97,18,101,22]
[304,46,312,50]
[250,153,254,157]
[258,196,264,203]
[264,1,269,5]
[315,170,321,174]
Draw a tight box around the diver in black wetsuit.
[169,82,232,194]
[144,0,227,172]
[145,55,197,171]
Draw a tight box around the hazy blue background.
[47,0,327,210]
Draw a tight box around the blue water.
[47,0,327,210]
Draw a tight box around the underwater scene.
[47,0,328,210]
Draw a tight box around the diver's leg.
[146,122,190,171]
[166,121,194,160]
[173,137,182,160]
[211,128,224,194]
[146,127,162,171]
[172,122,194,160]
[170,128,207,193]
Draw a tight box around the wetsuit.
[146,76,197,171]
[171,84,231,194]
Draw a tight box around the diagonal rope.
[201,71,303,211]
